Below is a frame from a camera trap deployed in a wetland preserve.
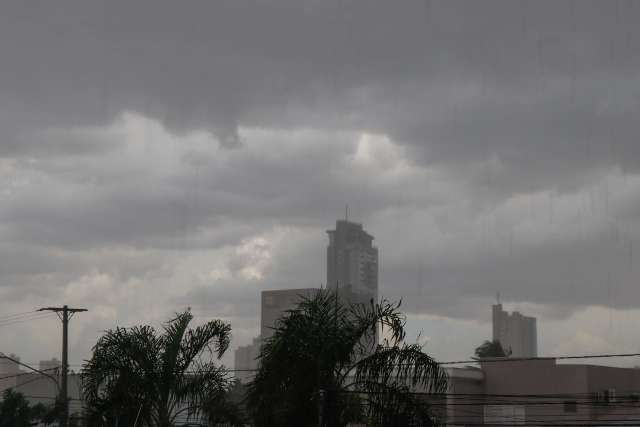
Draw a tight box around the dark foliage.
[474,340,508,359]
[82,311,242,427]
[0,389,49,427]
[247,290,448,427]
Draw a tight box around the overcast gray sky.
[2,0,640,369]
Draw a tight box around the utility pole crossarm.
[38,305,87,427]
[38,307,87,313]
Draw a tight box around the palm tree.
[247,291,448,427]
[82,311,240,427]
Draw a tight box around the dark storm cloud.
[0,123,435,251]
[382,227,639,320]
[2,0,639,186]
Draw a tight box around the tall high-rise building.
[492,304,538,358]
[326,220,378,305]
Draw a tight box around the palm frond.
[354,344,448,394]
[349,298,406,353]
[355,381,443,427]
[82,311,233,427]
[179,318,231,369]
[248,289,447,427]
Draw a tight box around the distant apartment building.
[12,372,82,414]
[0,355,82,417]
[0,353,21,375]
[0,353,22,390]
[492,303,537,357]
[233,337,261,384]
[326,220,378,306]
[234,288,320,383]
[261,288,320,340]
[39,358,61,374]
[442,359,640,426]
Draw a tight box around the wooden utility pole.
[38,305,87,427]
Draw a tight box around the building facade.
[38,358,61,373]
[0,353,21,391]
[233,337,262,384]
[326,220,378,306]
[492,304,537,357]
[261,288,320,341]
[234,288,320,383]
[442,359,640,426]
[0,355,82,422]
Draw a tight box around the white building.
[326,220,378,306]
[492,304,538,357]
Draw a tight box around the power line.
[0,312,57,328]
[440,352,640,365]
[227,352,640,374]
[0,353,60,387]
[0,366,59,381]
[10,371,60,389]
[0,310,39,322]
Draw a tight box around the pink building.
[443,359,640,426]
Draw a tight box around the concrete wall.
[444,367,485,426]
[465,360,640,426]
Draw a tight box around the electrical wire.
[0,310,39,322]
[0,312,57,328]
[0,366,58,381]
[228,351,640,375]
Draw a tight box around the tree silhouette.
[474,340,509,359]
[82,311,241,426]
[0,389,47,427]
[247,291,448,427]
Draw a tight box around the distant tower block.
[492,303,538,357]
[326,219,378,306]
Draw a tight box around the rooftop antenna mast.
[496,292,501,305]
[345,204,349,222]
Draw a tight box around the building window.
[594,389,617,405]
[563,401,577,413]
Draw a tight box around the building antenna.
[345,204,349,222]
[496,291,501,305]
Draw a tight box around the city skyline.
[1,0,640,373]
